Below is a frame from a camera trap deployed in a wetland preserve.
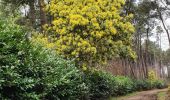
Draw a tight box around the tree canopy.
[44,0,135,67]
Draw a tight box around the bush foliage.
[84,70,167,100]
[112,76,134,96]
[0,18,88,99]
[0,18,167,100]
[84,70,115,99]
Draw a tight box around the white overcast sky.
[136,0,170,51]
[150,18,170,51]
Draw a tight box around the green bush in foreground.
[0,18,88,100]
[84,70,115,99]
[112,76,135,96]
[30,46,88,100]
[84,70,135,99]
[0,44,88,100]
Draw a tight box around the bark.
[145,27,150,78]
[168,66,170,78]
[122,59,126,76]
[38,0,47,31]
[28,1,36,27]
[129,60,135,78]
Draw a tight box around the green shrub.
[0,18,38,99]
[146,79,167,90]
[0,18,88,100]
[84,70,115,99]
[0,18,26,66]
[1,47,89,100]
[0,18,167,100]
[146,70,167,89]
[28,46,89,100]
[154,80,167,89]
[84,69,167,100]
[134,79,167,91]
[112,76,135,96]
[134,79,151,91]
[84,70,136,99]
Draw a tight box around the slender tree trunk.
[159,30,163,78]
[138,30,144,79]
[157,6,170,47]
[38,0,47,31]
[139,33,146,78]
[129,60,135,78]
[122,59,127,76]
[138,33,142,78]
[144,27,150,78]
[29,1,36,27]
[168,66,170,78]
[124,59,128,76]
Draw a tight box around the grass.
[110,92,138,100]
[157,91,167,100]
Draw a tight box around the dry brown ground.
[116,89,168,100]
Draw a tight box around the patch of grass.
[157,91,167,100]
[110,92,138,100]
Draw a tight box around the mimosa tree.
[45,0,135,67]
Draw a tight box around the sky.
[157,0,170,51]
[150,15,170,51]
[135,0,170,51]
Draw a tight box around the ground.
[111,89,168,100]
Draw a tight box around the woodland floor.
[112,88,168,100]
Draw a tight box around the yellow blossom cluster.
[31,34,55,49]
[148,70,157,81]
[46,0,135,67]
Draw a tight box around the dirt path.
[116,89,168,100]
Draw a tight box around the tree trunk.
[168,66,170,78]
[28,1,36,27]
[38,0,47,31]
[157,5,170,47]
[145,27,150,78]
